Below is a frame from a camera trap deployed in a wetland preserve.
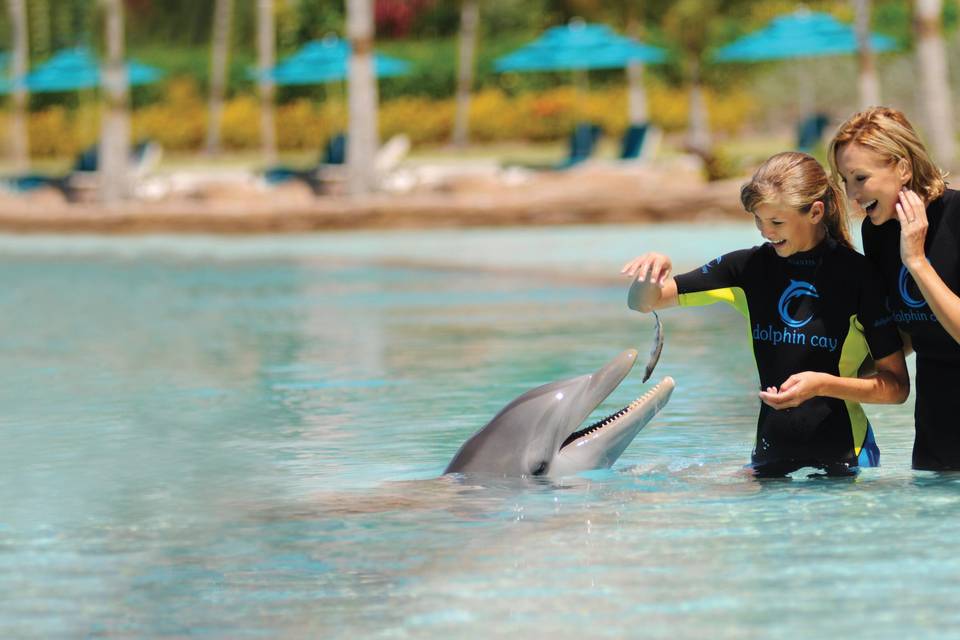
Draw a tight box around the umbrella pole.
[794,59,814,121]
[573,68,588,123]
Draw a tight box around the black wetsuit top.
[862,188,960,470]
[674,238,902,474]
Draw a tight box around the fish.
[642,310,663,383]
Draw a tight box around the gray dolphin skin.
[444,349,675,477]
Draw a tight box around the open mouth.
[559,378,671,450]
[862,199,878,214]
[770,239,786,249]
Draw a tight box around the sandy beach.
[0,160,746,234]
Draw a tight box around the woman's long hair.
[827,106,946,203]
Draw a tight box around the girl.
[829,107,960,471]
[622,152,909,477]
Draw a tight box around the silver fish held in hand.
[642,310,663,383]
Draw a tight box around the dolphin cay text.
[753,323,839,352]
[892,308,939,324]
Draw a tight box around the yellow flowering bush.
[381,96,454,144]
[133,78,206,151]
[19,78,756,158]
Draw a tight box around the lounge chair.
[504,122,602,172]
[262,133,410,195]
[1,140,162,201]
[556,122,603,169]
[262,133,349,195]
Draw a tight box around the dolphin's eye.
[531,461,549,476]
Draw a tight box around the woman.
[623,152,909,477]
[829,106,960,470]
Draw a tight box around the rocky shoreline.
[0,163,748,234]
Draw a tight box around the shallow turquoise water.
[1,225,955,639]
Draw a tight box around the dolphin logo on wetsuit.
[898,265,927,309]
[700,256,723,274]
[777,280,819,328]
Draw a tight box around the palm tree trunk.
[915,0,955,168]
[956,0,960,46]
[853,0,880,107]
[99,0,130,204]
[451,0,478,148]
[27,0,49,59]
[257,0,277,163]
[205,0,233,155]
[625,4,648,124]
[7,0,29,172]
[687,58,710,153]
[346,0,378,195]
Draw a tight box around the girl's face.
[753,199,825,257]
[835,142,912,225]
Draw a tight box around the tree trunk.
[956,0,960,46]
[853,0,880,108]
[257,0,277,163]
[205,0,233,155]
[7,0,29,172]
[915,0,955,168]
[99,0,130,204]
[28,0,49,59]
[451,0,478,148]
[626,63,648,125]
[346,0,378,195]
[687,59,710,153]
[625,4,648,124]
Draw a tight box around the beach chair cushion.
[558,122,602,169]
[323,133,347,165]
[796,113,830,152]
[620,124,649,160]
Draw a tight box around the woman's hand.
[897,188,929,271]
[622,253,677,312]
[759,372,827,410]
[893,189,960,347]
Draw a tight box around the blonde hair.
[741,151,853,250]
[827,106,946,203]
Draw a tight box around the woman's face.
[835,142,911,225]
[753,199,824,257]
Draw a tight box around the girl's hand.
[621,252,673,285]
[897,188,929,270]
[622,253,676,313]
[759,372,826,410]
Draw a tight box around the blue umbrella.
[8,47,162,93]
[495,22,666,72]
[493,21,667,140]
[713,10,896,62]
[713,10,896,151]
[264,37,411,85]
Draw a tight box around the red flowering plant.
[375,0,436,38]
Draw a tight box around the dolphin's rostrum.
[445,349,674,477]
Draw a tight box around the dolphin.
[445,349,675,478]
